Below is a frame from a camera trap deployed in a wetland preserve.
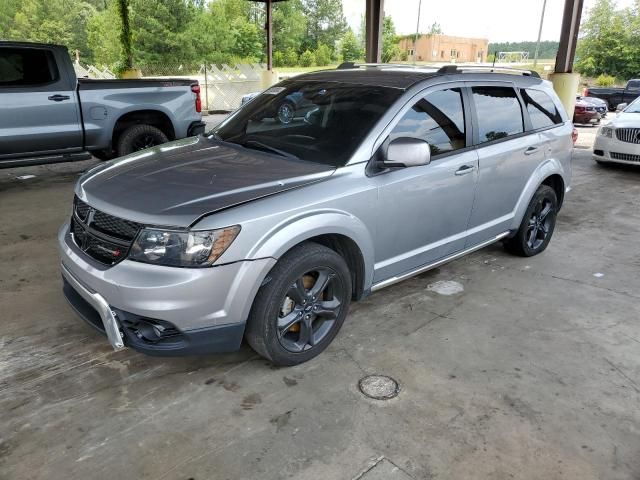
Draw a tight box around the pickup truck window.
[0,48,59,87]
[627,80,640,91]
[472,86,524,143]
[522,89,562,130]
[215,81,402,167]
[390,88,466,156]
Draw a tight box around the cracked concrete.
[1,133,639,479]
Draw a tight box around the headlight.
[599,126,614,138]
[129,226,240,267]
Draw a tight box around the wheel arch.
[112,109,176,147]
[510,160,569,232]
[246,211,375,300]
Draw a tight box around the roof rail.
[336,62,420,70]
[437,65,541,78]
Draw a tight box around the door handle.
[524,146,539,155]
[48,95,71,102]
[455,165,476,176]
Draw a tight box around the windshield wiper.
[241,140,300,161]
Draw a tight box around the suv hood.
[76,136,335,227]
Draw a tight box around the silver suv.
[59,65,572,366]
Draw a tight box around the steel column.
[555,0,584,73]
[266,0,273,70]
[365,0,384,63]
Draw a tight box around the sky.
[341,0,635,43]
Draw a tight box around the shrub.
[314,44,332,66]
[299,49,315,67]
[284,48,298,67]
[595,74,616,87]
[273,51,285,67]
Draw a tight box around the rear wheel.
[245,242,352,366]
[116,124,168,157]
[504,185,558,257]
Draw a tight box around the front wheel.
[245,242,352,366]
[504,185,558,257]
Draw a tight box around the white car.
[593,98,640,165]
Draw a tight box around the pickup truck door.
[371,84,478,283]
[0,46,83,159]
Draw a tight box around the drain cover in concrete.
[358,375,400,400]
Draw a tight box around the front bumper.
[58,222,276,355]
[593,134,640,165]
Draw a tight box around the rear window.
[472,86,524,144]
[627,80,640,90]
[0,48,59,87]
[521,89,563,129]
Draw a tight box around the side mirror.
[616,103,628,112]
[384,137,431,168]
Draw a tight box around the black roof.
[292,65,543,90]
[0,40,66,49]
[293,68,439,90]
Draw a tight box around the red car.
[573,98,601,125]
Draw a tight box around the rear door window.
[471,86,524,144]
[521,89,563,130]
[627,80,640,91]
[0,48,59,87]
[390,88,466,156]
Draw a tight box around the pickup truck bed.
[0,41,205,168]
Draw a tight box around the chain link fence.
[74,62,269,112]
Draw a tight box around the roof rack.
[336,62,420,70]
[437,65,541,78]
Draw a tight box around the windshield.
[624,97,640,113]
[213,80,402,167]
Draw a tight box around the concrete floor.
[1,124,639,480]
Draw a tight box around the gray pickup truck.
[584,79,640,111]
[0,41,205,168]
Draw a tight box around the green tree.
[0,0,21,37]
[284,47,299,66]
[575,0,632,78]
[381,16,399,63]
[230,19,263,60]
[299,49,315,67]
[273,51,285,67]
[340,29,362,62]
[87,1,122,65]
[273,0,307,54]
[428,22,443,34]
[314,43,332,66]
[302,0,348,50]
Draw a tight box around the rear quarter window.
[0,48,59,87]
[471,86,524,144]
[521,89,563,130]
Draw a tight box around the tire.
[245,242,352,366]
[504,185,558,257]
[275,101,296,124]
[116,124,168,157]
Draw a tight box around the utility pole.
[413,0,422,64]
[533,0,547,67]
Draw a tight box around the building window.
[450,49,457,58]
[408,49,414,56]
[441,50,445,58]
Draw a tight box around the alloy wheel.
[277,267,343,353]
[526,198,554,250]
[132,134,159,151]
[277,103,294,124]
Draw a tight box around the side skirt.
[370,231,510,292]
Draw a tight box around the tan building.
[399,34,489,63]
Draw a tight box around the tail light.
[575,105,586,113]
[191,83,202,113]
[572,127,578,144]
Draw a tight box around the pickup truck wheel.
[116,124,168,156]
[504,185,558,257]
[245,242,352,366]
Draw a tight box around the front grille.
[615,128,640,144]
[611,152,640,162]
[71,197,142,266]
